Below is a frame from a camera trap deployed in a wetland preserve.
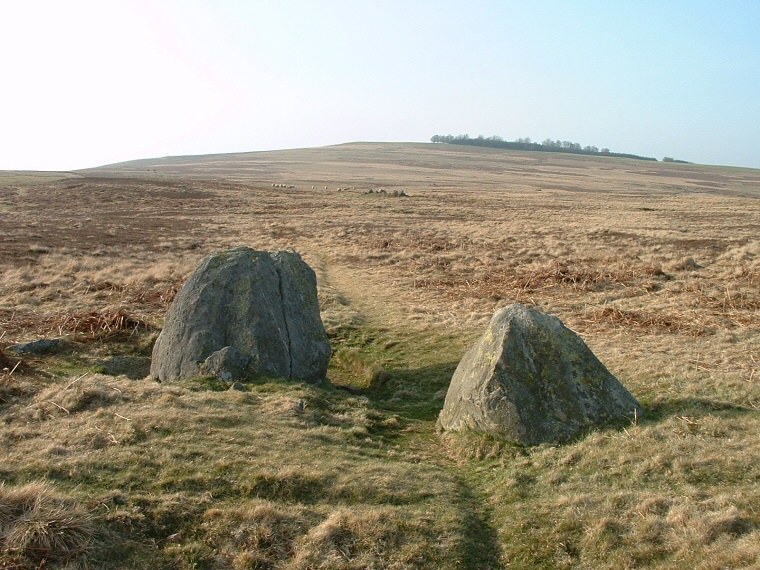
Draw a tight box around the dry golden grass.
[1,143,759,568]
[0,481,94,568]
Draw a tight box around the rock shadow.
[364,361,460,422]
[641,397,755,423]
[98,356,152,379]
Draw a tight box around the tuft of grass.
[289,507,438,569]
[206,499,309,563]
[33,375,127,415]
[438,429,527,463]
[330,346,387,389]
[185,375,233,392]
[0,482,94,568]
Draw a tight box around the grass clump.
[289,507,437,569]
[439,429,527,463]
[203,501,309,568]
[0,482,94,568]
[186,375,232,392]
[330,346,388,389]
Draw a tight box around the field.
[1,142,759,568]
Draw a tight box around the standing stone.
[150,247,331,384]
[439,304,641,445]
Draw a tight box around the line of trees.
[430,134,661,161]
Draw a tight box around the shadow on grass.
[364,361,459,421]
[453,477,503,570]
[641,397,755,423]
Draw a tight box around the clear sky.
[2,0,759,171]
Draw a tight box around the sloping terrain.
[1,143,759,568]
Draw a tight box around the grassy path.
[322,256,508,568]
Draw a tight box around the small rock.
[201,346,250,382]
[99,356,151,379]
[10,338,59,355]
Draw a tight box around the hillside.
[1,143,759,568]
[87,142,759,198]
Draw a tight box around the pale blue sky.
[2,0,759,170]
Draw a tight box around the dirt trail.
[311,252,417,331]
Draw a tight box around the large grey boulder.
[150,247,331,384]
[439,304,641,445]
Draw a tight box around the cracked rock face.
[150,247,331,383]
[438,304,641,445]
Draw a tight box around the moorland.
[1,142,759,569]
